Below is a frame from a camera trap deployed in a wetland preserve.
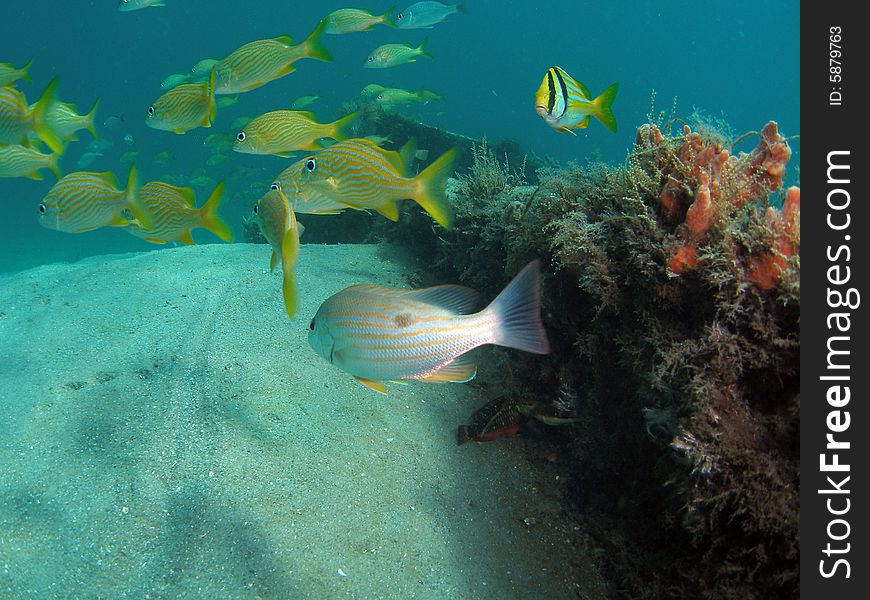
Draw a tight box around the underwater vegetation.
[374,107,800,598]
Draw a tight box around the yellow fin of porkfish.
[354,376,387,394]
[417,354,478,384]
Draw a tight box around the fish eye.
[270,183,281,191]
[147,105,155,116]
[397,12,404,19]
[38,203,46,215]
[253,204,258,214]
[377,94,384,100]
[309,318,315,331]
[305,158,316,172]
[236,131,245,142]
[367,56,374,62]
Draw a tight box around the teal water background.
[1,0,799,272]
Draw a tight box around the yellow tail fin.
[199,180,233,242]
[412,147,458,229]
[593,83,618,133]
[329,111,357,141]
[85,97,100,139]
[302,19,332,62]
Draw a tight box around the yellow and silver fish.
[534,66,618,134]
[42,99,100,142]
[0,144,60,180]
[0,59,32,87]
[289,138,457,227]
[269,174,349,216]
[254,187,301,319]
[396,1,464,29]
[308,260,550,393]
[190,58,220,80]
[364,38,431,68]
[37,164,152,233]
[320,7,396,34]
[360,83,387,97]
[0,78,63,153]
[146,68,216,134]
[213,22,332,95]
[160,73,191,90]
[291,94,320,109]
[125,180,232,245]
[376,87,443,105]
[118,0,166,11]
[233,110,356,156]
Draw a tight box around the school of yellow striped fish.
[3,2,620,393]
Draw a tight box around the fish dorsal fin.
[178,186,196,207]
[273,35,295,46]
[96,171,120,188]
[354,376,388,394]
[293,110,317,122]
[417,354,478,384]
[403,284,479,314]
[555,66,591,100]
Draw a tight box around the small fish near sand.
[534,66,618,134]
[320,7,397,34]
[254,187,302,319]
[146,69,216,134]
[308,260,550,393]
[290,138,457,227]
[125,180,232,246]
[457,395,581,444]
[396,1,465,29]
[364,39,431,68]
[233,110,357,156]
[37,164,153,233]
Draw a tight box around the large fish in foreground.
[233,110,357,156]
[308,260,550,393]
[213,22,332,95]
[0,144,60,180]
[289,138,457,227]
[254,187,301,319]
[534,66,618,134]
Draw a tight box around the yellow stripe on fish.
[234,110,357,156]
[534,66,618,134]
[146,68,216,134]
[214,21,332,95]
[364,38,431,68]
[254,188,301,319]
[125,180,232,245]
[320,7,397,34]
[270,168,352,216]
[308,260,550,393]
[291,138,457,227]
[0,78,63,153]
[0,144,60,180]
[37,164,152,233]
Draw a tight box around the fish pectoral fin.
[374,202,400,222]
[354,376,388,394]
[558,126,578,136]
[574,115,591,129]
[417,355,478,384]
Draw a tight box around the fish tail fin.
[592,83,618,133]
[31,77,64,154]
[381,5,398,27]
[124,163,152,229]
[330,111,357,140]
[47,152,62,179]
[21,57,33,83]
[484,260,550,354]
[411,146,457,228]
[280,222,300,319]
[303,19,333,62]
[199,180,233,242]
[417,37,433,59]
[85,97,101,139]
[205,67,217,125]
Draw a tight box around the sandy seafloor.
[0,244,606,599]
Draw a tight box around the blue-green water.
[2,0,798,272]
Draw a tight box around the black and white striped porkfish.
[308,260,550,394]
[534,66,618,134]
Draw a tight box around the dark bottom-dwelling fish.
[125,180,232,245]
[308,260,550,393]
[457,396,581,444]
[254,187,301,319]
[37,164,152,233]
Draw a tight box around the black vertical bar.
[801,2,869,598]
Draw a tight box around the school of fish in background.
[2,1,618,392]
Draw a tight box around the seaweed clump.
[389,112,800,598]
